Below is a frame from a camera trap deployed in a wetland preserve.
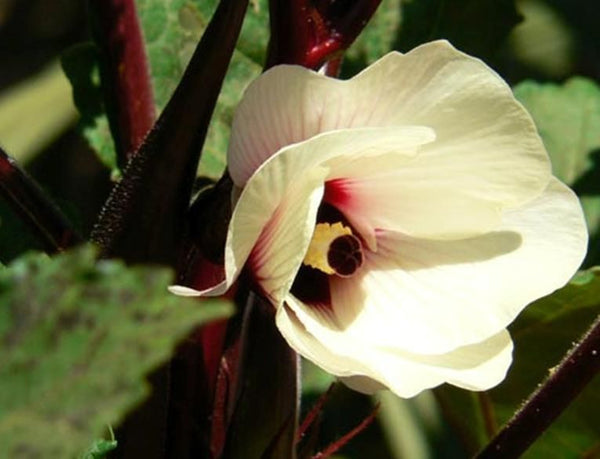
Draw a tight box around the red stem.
[477,313,600,458]
[88,0,155,165]
[266,0,382,69]
[91,0,249,266]
[297,384,336,441]
[312,404,380,459]
[0,147,82,253]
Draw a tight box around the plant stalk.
[477,313,600,458]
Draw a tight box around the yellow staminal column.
[303,222,364,277]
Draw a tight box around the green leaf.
[64,0,268,179]
[514,78,600,185]
[396,0,521,62]
[514,78,600,263]
[82,438,118,459]
[137,0,208,110]
[61,43,117,173]
[193,0,268,178]
[137,0,268,178]
[0,245,232,458]
[436,269,600,457]
[81,426,117,459]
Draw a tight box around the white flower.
[172,40,588,398]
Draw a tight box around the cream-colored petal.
[324,41,554,238]
[221,126,435,295]
[277,300,513,398]
[277,301,443,399]
[323,177,587,355]
[250,182,325,304]
[346,40,551,210]
[226,41,449,186]
[344,331,514,395]
[228,63,371,186]
[429,330,514,391]
[229,40,549,214]
[168,285,205,296]
[326,173,503,240]
[276,304,370,376]
[340,376,387,394]
[280,293,443,398]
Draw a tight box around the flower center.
[303,222,364,277]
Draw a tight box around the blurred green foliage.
[1,0,600,458]
[0,63,77,163]
[0,245,232,458]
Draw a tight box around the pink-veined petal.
[313,177,587,355]
[228,40,549,206]
[325,174,503,241]
[277,300,513,398]
[227,66,351,186]
[250,182,325,304]
[218,126,435,297]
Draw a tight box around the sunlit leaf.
[514,78,600,185]
[437,269,600,457]
[514,77,600,263]
[192,0,268,178]
[63,0,268,179]
[0,245,232,458]
[81,426,117,459]
[138,0,268,179]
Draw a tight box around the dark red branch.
[91,0,249,266]
[266,0,382,69]
[312,403,380,459]
[89,0,155,166]
[0,147,82,253]
[297,384,336,441]
[477,313,600,458]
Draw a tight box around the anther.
[327,234,363,277]
[303,222,364,277]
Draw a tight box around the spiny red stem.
[88,0,155,166]
[91,0,249,266]
[0,147,82,253]
[477,313,600,458]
